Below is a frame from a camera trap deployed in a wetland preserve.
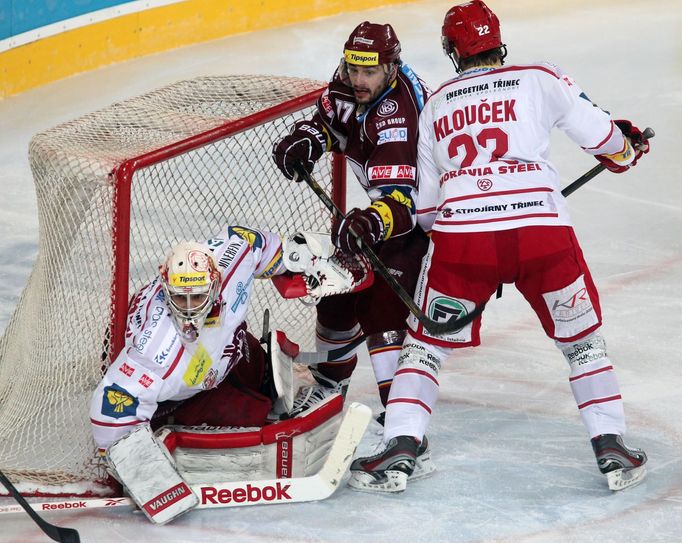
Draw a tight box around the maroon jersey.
[312,63,430,227]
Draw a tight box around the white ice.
[1,0,681,541]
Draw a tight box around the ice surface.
[1,0,681,541]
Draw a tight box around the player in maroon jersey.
[273,22,431,426]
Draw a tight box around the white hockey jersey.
[416,63,628,233]
[90,226,283,451]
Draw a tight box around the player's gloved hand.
[596,120,650,173]
[615,120,650,161]
[272,121,327,180]
[332,207,385,254]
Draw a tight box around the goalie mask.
[159,241,220,343]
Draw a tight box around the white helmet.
[159,241,220,343]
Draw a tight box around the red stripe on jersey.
[437,187,553,208]
[435,212,558,226]
[577,394,622,410]
[221,244,250,291]
[417,207,437,214]
[569,365,614,382]
[386,397,432,414]
[90,418,145,428]
[583,121,615,151]
[394,367,439,386]
[432,65,560,96]
[162,345,185,379]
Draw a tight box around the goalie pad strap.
[162,394,343,451]
[160,393,344,483]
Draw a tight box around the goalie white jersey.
[90,226,283,451]
[416,62,630,233]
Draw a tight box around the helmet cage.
[160,242,220,343]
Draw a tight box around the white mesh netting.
[0,75,338,494]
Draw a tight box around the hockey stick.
[0,402,371,516]
[0,469,81,542]
[293,163,484,336]
[561,127,655,197]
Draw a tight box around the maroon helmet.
[442,1,504,69]
[343,21,401,66]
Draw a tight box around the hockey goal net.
[0,75,345,496]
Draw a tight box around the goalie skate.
[591,434,647,491]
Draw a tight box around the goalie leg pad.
[160,393,345,484]
[106,424,198,524]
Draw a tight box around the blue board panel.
[1,0,128,39]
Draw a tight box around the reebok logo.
[201,482,292,504]
[42,501,86,510]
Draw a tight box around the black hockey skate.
[591,434,647,491]
[348,435,429,493]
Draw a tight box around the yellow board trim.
[0,0,413,98]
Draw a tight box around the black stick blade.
[0,470,81,543]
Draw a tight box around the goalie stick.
[0,402,371,517]
[292,162,484,336]
[0,469,81,542]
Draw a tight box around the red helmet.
[343,21,401,66]
[442,1,503,60]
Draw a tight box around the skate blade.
[347,470,408,494]
[606,464,647,491]
[409,450,436,481]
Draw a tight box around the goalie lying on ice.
[89,225,373,524]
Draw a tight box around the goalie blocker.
[106,392,357,524]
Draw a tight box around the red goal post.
[0,75,346,496]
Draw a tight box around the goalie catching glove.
[273,120,328,180]
[595,120,650,173]
[277,231,374,302]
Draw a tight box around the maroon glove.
[272,121,327,180]
[332,207,385,254]
[596,120,650,173]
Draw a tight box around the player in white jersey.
[349,0,651,494]
[91,225,373,450]
[89,225,373,522]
